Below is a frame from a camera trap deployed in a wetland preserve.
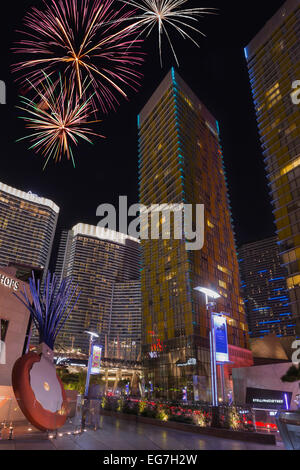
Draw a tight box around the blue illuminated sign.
[213,315,229,364]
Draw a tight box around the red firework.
[12,0,145,113]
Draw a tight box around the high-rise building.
[239,236,295,339]
[55,224,141,358]
[109,280,141,361]
[138,69,251,401]
[244,0,300,333]
[0,182,59,277]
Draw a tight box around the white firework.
[116,0,217,66]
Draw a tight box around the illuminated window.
[219,280,227,290]
[285,123,296,136]
[266,82,282,109]
[280,155,300,178]
[218,265,231,276]
[287,275,300,289]
[257,104,265,112]
[207,220,215,229]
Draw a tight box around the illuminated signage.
[149,351,158,359]
[0,274,20,292]
[213,314,229,364]
[90,345,102,375]
[148,331,164,358]
[246,387,293,410]
[176,358,197,367]
[151,338,163,352]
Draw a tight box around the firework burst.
[12,0,144,113]
[17,73,104,170]
[112,0,216,66]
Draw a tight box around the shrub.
[169,414,193,424]
[168,406,193,425]
[104,396,119,412]
[193,410,208,428]
[117,398,124,413]
[140,402,157,418]
[229,407,241,431]
[138,400,147,415]
[123,399,139,415]
[156,405,169,422]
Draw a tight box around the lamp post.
[84,331,99,398]
[194,287,221,407]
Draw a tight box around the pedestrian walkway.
[0,415,285,450]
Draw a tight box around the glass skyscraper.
[239,236,294,339]
[55,224,141,358]
[0,181,59,277]
[138,69,250,401]
[245,0,300,333]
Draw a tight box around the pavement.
[0,415,285,450]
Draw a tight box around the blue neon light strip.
[269,297,289,301]
[252,307,271,311]
[259,320,280,324]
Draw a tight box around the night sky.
[0,0,286,269]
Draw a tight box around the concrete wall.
[233,362,300,409]
[0,268,31,387]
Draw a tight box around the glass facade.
[245,0,300,334]
[110,281,141,361]
[0,182,59,277]
[55,224,141,357]
[239,236,295,338]
[138,69,250,401]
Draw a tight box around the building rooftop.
[138,68,218,134]
[72,223,140,245]
[245,0,299,60]
[0,181,59,214]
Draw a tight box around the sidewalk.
[0,415,285,450]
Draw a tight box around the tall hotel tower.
[239,236,294,339]
[0,182,59,276]
[138,69,251,401]
[55,224,141,358]
[244,0,300,333]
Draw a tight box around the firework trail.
[17,73,104,170]
[12,0,144,113]
[110,0,216,66]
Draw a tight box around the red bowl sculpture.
[12,351,68,432]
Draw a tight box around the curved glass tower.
[245,0,300,335]
[138,69,250,401]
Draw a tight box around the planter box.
[100,409,276,445]
[276,411,300,450]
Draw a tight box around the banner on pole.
[90,344,102,375]
[213,314,229,364]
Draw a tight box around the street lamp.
[194,287,221,407]
[84,330,99,398]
